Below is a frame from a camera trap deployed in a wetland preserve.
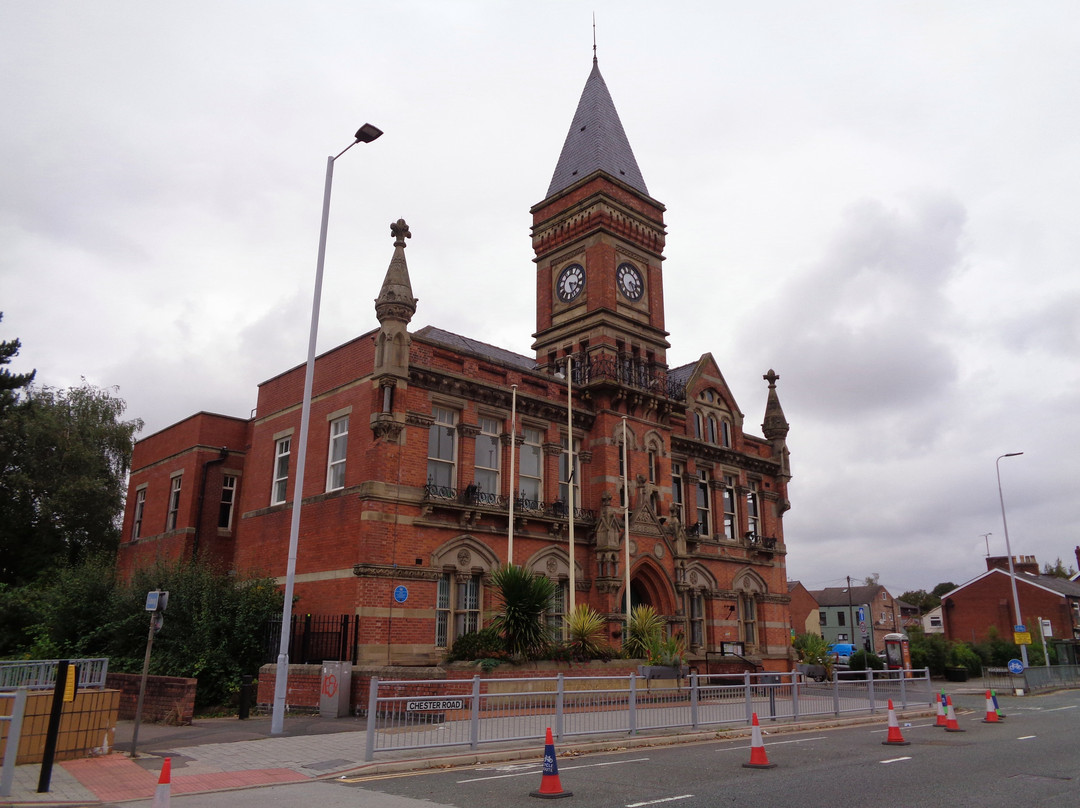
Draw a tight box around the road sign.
[1007,658,1024,674]
[1013,631,1032,645]
[406,698,463,711]
[1014,624,1026,632]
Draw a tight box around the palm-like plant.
[623,604,666,659]
[563,604,608,660]
[489,564,556,659]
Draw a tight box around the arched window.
[721,418,732,448]
[707,415,718,444]
[692,411,703,440]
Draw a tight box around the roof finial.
[592,13,597,64]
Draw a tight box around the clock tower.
[532,57,669,375]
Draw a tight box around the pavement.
[0,680,1000,807]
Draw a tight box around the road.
[121,690,1079,808]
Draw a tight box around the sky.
[3,2,1078,598]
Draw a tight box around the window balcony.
[423,482,595,523]
[570,351,686,402]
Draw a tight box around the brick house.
[787,581,820,637]
[117,57,795,671]
[941,556,1080,645]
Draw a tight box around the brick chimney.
[986,555,1040,575]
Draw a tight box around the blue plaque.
[393,585,408,603]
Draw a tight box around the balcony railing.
[744,532,780,551]
[570,351,686,402]
[424,482,595,522]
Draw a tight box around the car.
[827,642,857,665]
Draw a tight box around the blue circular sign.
[1007,658,1024,674]
[393,585,408,603]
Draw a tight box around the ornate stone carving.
[353,563,440,581]
[457,548,472,567]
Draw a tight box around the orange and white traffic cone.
[934,692,948,727]
[742,713,777,769]
[944,696,965,733]
[882,699,910,746]
[981,690,1001,723]
[530,727,572,799]
[151,757,171,808]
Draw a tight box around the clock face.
[556,263,585,302]
[617,262,644,301]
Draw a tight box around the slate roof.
[547,59,649,198]
[810,585,885,607]
[667,362,696,390]
[943,568,1080,600]
[414,326,538,373]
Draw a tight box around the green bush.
[849,649,884,671]
[445,626,507,662]
[624,605,665,659]
[1,557,283,710]
[949,642,983,676]
[489,564,556,660]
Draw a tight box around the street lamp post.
[996,452,1027,669]
[271,124,382,736]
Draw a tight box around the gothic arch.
[623,556,678,617]
[522,545,584,582]
[613,421,639,451]
[732,567,768,594]
[682,562,718,592]
[430,535,501,573]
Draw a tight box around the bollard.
[238,675,253,720]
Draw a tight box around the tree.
[0,313,35,412]
[488,564,556,659]
[0,381,143,584]
[1043,558,1077,579]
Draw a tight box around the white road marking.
[880,756,911,764]
[715,735,827,752]
[626,795,695,807]
[457,757,649,783]
[1017,735,1037,740]
[1044,705,1077,712]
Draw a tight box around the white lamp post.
[996,452,1027,669]
[271,124,382,735]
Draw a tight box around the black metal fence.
[263,614,358,665]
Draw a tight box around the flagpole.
[567,356,576,612]
[507,384,518,566]
[622,415,630,625]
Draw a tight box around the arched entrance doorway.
[623,559,677,618]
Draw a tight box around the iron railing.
[263,614,358,665]
[363,668,933,760]
[571,352,687,402]
[423,483,596,522]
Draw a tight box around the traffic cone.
[882,699,910,746]
[991,689,1006,720]
[934,691,948,727]
[151,757,171,808]
[530,727,572,799]
[742,713,777,769]
[981,690,1001,723]
[944,696,965,733]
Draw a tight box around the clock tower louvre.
[532,58,670,376]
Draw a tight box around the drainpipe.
[193,447,229,559]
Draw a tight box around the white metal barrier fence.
[0,689,29,798]
[0,659,109,690]
[364,668,933,761]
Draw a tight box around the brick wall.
[105,673,197,725]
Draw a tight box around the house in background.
[810,584,903,654]
[922,605,944,634]
[787,580,820,637]
[941,556,1080,645]
[116,56,796,671]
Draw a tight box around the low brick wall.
[105,673,197,725]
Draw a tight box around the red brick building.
[117,58,794,670]
[941,556,1080,644]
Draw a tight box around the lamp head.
[354,123,383,143]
